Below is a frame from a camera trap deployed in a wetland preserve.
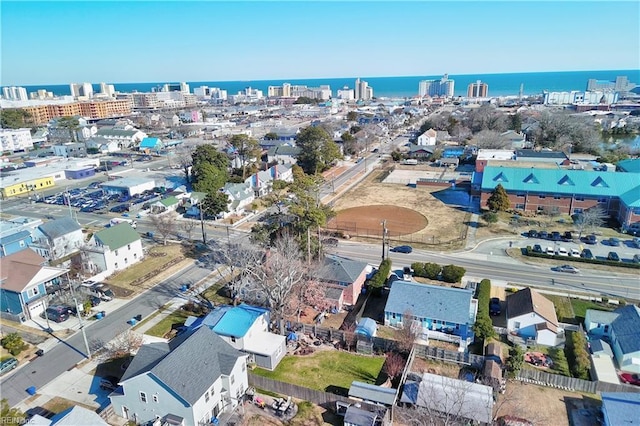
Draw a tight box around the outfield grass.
[145,309,192,338]
[252,351,385,391]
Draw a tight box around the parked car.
[604,238,621,246]
[88,295,102,307]
[532,244,543,253]
[554,264,580,274]
[583,234,597,245]
[528,230,539,238]
[551,231,561,241]
[402,266,412,281]
[0,357,18,375]
[581,249,594,259]
[99,375,119,391]
[632,237,640,248]
[545,247,555,255]
[619,372,640,386]
[539,231,549,240]
[607,251,620,262]
[321,237,339,247]
[390,245,413,253]
[633,254,640,263]
[562,231,573,242]
[570,248,581,258]
[556,247,569,256]
[489,298,501,316]
[40,305,69,323]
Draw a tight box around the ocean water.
[17,70,640,99]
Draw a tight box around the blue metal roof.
[481,166,640,207]
[601,393,640,426]
[385,281,473,325]
[210,304,269,338]
[617,158,640,173]
[139,137,160,148]
[611,305,640,354]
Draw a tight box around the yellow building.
[0,176,55,199]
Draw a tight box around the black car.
[528,230,539,238]
[532,244,543,253]
[562,231,573,242]
[110,204,129,213]
[88,295,102,307]
[99,375,119,391]
[539,231,549,240]
[489,298,501,316]
[604,238,621,246]
[551,231,561,241]
[583,234,597,245]
[581,248,594,259]
[40,306,69,323]
[607,251,620,262]
[390,245,413,254]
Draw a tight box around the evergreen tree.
[487,184,510,212]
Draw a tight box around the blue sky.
[1,1,639,85]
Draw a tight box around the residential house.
[138,137,164,153]
[480,166,640,230]
[384,281,477,350]
[344,406,379,426]
[110,327,249,426]
[221,182,255,217]
[244,164,293,197]
[0,249,67,321]
[600,393,640,426]
[52,142,87,158]
[310,254,369,309]
[94,128,147,149]
[407,144,434,159]
[502,130,528,149]
[416,128,437,146]
[348,381,396,407]
[85,137,121,153]
[30,217,84,261]
[400,373,494,425]
[150,196,180,214]
[40,406,109,426]
[506,288,561,347]
[0,217,41,256]
[185,304,286,371]
[83,223,143,275]
[266,145,300,165]
[585,306,640,373]
[184,191,207,218]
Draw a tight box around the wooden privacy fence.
[517,367,640,394]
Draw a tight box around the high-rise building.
[418,74,455,97]
[586,75,636,93]
[354,78,373,100]
[99,82,115,97]
[2,86,28,101]
[467,80,488,97]
[70,82,93,98]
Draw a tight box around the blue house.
[138,137,163,152]
[601,393,640,426]
[0,249,67,321]
[0,230,32,257]
[384,281,477,350]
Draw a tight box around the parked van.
[0,357,18,375]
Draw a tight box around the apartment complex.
[467,80,488,97]
[419,74,455,98]
[267,83,332,100]
[20,99,132,124]
[2,86,28,101]
[354,78,373,100]
[0,128,34,152]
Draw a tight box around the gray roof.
[39,217,81,240]
[515,149,567,160]
[385,281,473,325]
[312,254,368,284]
[49,406,108,426]
[0,230,31,245]
[611,305,640,354]
[409,143,434,154]
[121,327,244,405]
[349,381,397,405]
[267,145,301,156]
[120,342,171,382]
[585,309,619,325]
[590,339,614,358]
[102,177,155,188]
[96,128,139,137]
[344,406,377,426]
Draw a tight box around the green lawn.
[545,295,575,323]
[252,351,386,391]
[570,299,613,323]
[145,310,192,338]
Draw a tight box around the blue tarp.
[287,332,298,341]
[355,317,377,339]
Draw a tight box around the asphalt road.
[0,263,213,407]
[331,241,640,300]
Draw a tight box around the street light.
[381,220,387,260]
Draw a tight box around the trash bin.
[128,318,137,326]
[26,386,36,395]
[96,312,104,320]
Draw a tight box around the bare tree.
[383,352,406,382]
[287,277,327,323]
[575,206,608,238]
[243,231,307,333]
[179,218,197,241]
[149,212,177,245]
[396,310,419,354]
[102,329,144,360]
[174,145,194,181]
[472,129,510,149]
[208,239,262,305]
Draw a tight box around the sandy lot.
[332,205,427,236]
[328,171,469,246]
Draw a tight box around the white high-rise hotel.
[419,74,455,97]
[2,86,28,101]
[354,78,373,100]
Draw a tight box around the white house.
[110,327,249,426]
[94,128,147,149]
[244,164,293,197]
[85,137,121,153]
[185,304,286,371]
[30,217,84,261]
[506,287,561,347]
[416,128,437,146]
[220,183,255,217]
[83,223,143,275]
[585,305,640,374]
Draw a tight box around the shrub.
[473,279,495,341]
[411,262,425,277]
[476,279,492,317]
[370,258,392,288]
[506,345,524,378]
[423,262,441,280]
[565,331,591,380]
[473,315,495,341]
[441,265,466,283]
[481,212,499,224]
[1,333,25,356]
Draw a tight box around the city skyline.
[1,1,639,86]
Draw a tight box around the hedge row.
[524,247,640,269]
[473,279,495,341]
[370,258,392,288]
[410,262,467,283]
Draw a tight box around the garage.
[27,299,46,319]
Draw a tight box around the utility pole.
[381,220,387,260]
[199,201,207,245]
[73,298,91,359]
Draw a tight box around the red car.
[620,372,640,386]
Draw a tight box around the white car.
[570,248,580,258]
[546,247,555,255]
[556,247,569,256]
